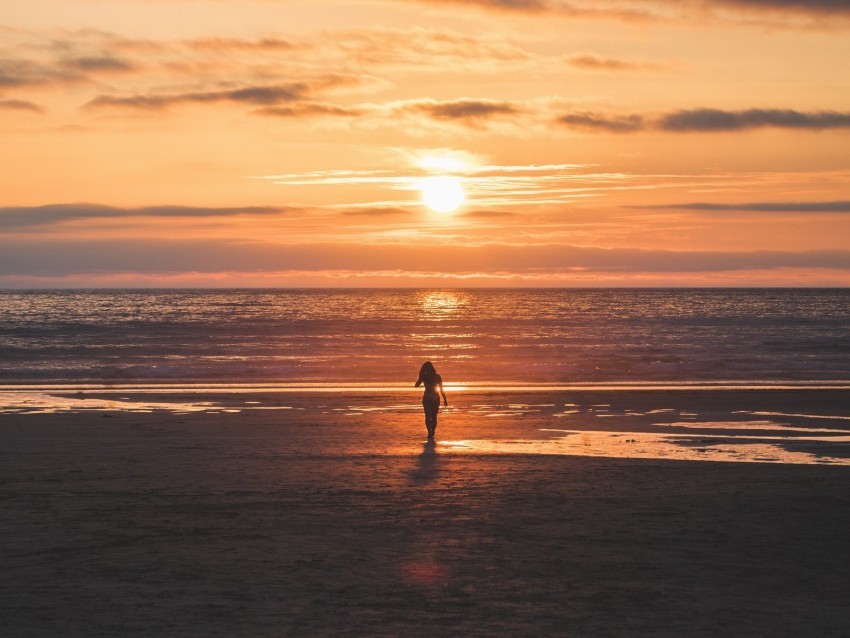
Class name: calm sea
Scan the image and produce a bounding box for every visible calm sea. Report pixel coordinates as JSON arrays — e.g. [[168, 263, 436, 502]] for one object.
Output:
[[1, 289, 848, 385]]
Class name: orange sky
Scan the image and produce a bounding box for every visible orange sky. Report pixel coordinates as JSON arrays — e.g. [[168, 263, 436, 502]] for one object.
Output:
[[2, 0, 850, 286]]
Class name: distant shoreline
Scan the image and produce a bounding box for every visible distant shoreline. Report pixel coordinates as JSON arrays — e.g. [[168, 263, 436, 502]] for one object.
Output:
[[3, 381, 850, 392]]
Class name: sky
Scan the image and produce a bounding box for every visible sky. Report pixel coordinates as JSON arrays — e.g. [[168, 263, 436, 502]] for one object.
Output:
[[1, 0, 850, 287]]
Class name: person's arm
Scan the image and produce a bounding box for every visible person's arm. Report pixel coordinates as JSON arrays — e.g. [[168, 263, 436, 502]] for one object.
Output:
[[415, 376, 422, 388], [440, 383, 447, 407]]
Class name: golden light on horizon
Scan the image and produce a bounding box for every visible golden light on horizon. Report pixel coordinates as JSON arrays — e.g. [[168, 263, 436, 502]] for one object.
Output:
[[2, 0, 850, 287], [420, 176, 466, 214]]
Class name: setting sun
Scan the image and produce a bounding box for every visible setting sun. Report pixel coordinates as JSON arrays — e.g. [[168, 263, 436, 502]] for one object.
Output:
[[420, 176, 466, 214]]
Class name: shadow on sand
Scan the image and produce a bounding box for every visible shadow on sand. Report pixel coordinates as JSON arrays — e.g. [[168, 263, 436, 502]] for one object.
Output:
[[410, 440, 439, 485]]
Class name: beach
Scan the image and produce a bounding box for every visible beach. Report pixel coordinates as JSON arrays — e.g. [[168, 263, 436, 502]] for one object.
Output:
[[3, 387, 850, 636]]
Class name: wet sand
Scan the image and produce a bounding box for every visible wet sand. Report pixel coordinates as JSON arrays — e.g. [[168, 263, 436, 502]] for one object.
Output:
[[2, 388, 850, 636]]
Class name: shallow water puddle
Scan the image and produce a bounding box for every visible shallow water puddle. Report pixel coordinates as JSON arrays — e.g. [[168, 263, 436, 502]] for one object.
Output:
[[441, 424, 850, 465], [737, 410, 850, 421], [0, 392, 297, 415]]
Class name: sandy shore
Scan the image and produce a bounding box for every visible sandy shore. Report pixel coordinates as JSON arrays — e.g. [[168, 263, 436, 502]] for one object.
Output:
[[2, 388, 850, 636]]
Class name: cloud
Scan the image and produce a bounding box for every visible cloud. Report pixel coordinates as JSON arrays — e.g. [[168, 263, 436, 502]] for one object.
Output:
[[0, 50, 138, 90], [84, 82, 313, 111], [0, 58, 85, 87], [0, 203, 287, 230], [254, 97, 524, 128], [416, 0, 549, 10], [2, 236, 850, 277], [566, 54, 651, 71], [556, 108, 850, 133], [412, 0, 850, 14], [83, 72, 367, 113], [324, 27, 533, 68], [658, 109, 850, 131], [461, 210, 520, 218], [249, 96, 524, 126], [259, 163, 732, 209], [629, 201, 850, 212], [60, 55, 138, 73], [404, 0, 850, 27], [340, 207, 412, 216], [185, 37, 295, 52], [408, 98, 520, 122], [717, 0, 850, 13], [0, 98, 43, 113], [556, 112, 645, 132], [254, 102, 364, 118]]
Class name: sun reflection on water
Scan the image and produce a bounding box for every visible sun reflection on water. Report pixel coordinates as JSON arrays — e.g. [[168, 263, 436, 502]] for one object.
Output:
[[417, 290, 467, 319]]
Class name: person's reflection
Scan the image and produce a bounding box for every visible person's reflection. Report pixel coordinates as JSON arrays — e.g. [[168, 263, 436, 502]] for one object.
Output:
[[411, 440, 439, 484]]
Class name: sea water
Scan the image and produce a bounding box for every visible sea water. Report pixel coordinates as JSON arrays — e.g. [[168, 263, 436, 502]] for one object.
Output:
[[1, 288, 849, 385]]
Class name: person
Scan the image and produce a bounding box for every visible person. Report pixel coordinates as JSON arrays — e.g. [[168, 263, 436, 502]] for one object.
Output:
[[415, 361, 448, 439]]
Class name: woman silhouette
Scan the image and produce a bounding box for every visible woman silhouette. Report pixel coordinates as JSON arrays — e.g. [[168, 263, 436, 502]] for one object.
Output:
[[415, 361, 448, 439]]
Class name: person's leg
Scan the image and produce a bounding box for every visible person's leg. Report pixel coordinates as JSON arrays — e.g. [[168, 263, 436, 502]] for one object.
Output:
[[423, 395, 438, 437]]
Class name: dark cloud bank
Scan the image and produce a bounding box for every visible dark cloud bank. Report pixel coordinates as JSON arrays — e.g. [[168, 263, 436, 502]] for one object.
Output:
[[2, 237, 849, 277]]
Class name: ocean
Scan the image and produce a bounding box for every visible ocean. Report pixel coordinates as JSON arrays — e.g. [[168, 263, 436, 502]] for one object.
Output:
[[1, 288, 849, 386]]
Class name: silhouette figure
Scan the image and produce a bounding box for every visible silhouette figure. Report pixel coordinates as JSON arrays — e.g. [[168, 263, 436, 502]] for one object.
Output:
[[415, 361, 448, 439]]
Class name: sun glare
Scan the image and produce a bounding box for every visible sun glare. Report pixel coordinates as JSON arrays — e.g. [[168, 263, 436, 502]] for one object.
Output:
[[420, 176, 465, 213]]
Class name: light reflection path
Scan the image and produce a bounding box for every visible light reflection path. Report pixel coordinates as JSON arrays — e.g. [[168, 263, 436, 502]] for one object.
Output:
[[2, 385, 849, 466]]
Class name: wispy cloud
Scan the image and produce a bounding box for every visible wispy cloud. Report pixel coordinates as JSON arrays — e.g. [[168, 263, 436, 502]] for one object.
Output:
[[0, 98, 44, 113], [263, 161, 810, 212], [718, 0, 850, 13], [0, 26, 668, 129], [323, 27, 533, 67], [403, 98, 521, 123], [257, 101, 850, 133], [340, 207, 413, 217], [404, 0, 850, 28], [258, 161, 616, 208], [411, 0, 850, 15], [257, 162, 850, 216], [460, 210, 520, 218], [0, 203, 287, 230], [84, 83, 314, 111], [253, 96, 525, 128], [254, 102, 364, 118], [404, 0, 655, 20], [566, 53, 657, 71], [185, 37, 296, 52], [0, 58, 86, 87], [60, 55, 138, 73], [557, 112, 645, 132], [411, 0, 549, 12], [630, 201, 850, 213]]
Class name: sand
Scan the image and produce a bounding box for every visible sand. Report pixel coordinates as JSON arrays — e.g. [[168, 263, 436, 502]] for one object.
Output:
[[2, 388, 850, 636]]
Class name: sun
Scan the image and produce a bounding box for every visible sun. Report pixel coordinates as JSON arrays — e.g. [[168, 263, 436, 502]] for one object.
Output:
[[420, 176, 465, 213]]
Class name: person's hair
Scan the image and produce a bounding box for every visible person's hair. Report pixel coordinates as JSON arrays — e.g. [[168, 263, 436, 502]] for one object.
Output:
[[418, 361, 437, 383]]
